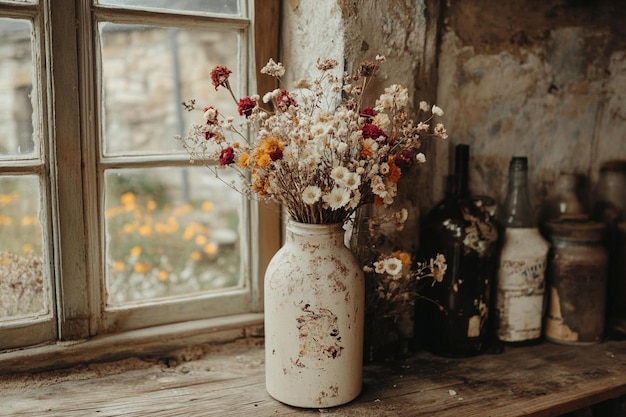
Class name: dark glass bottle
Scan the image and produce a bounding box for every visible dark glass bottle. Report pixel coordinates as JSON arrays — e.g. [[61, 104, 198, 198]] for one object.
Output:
[[415, 144, 500, 357], [591, 160, 626, 339], [495, 157, 550, 344]]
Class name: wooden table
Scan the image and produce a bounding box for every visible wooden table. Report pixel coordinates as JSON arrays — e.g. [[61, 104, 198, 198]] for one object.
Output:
[[2, 338, 626, 416]]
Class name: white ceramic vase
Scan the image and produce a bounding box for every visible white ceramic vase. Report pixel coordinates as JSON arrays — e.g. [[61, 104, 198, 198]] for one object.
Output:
[[264, 220, 365, 408]]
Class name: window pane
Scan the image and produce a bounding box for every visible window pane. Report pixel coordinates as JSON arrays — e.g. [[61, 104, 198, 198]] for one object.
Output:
[[104, 166, 243, 305], [99, 23, 240, 156], [96, 0, 239, 15], [0, 176, 49, 320], [0, 18, 37, 157]]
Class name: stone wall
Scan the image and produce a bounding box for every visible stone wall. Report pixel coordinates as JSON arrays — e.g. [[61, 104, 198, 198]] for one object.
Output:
[[435, 0, 626, 212]]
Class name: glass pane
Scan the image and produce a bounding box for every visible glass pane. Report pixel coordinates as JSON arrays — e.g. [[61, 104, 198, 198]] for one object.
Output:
[[0, 1, 37, 4], [104, 166, 243, 305], [96, 0, 239, 15], [99, 23, 240, 156], [0, 18, 37, 157], [0, 176, 49, 320]]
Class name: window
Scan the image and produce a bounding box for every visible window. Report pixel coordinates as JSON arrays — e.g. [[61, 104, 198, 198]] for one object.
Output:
[[0, 0, 280, 356]]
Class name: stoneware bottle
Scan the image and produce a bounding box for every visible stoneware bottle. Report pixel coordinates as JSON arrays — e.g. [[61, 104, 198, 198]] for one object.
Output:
[[496, 156, 550, 344]]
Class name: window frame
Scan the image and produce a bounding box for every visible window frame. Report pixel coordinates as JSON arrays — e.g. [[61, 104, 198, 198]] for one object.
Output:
[[0, 0, 58, 349], [0, 0, 280, 368], [86, 1, 260, 334]]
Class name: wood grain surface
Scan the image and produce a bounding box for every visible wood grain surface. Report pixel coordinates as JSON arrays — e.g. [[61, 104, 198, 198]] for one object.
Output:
[[2, 338, 626, 416]]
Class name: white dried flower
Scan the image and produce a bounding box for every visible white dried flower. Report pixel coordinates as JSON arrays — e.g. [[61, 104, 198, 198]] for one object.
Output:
[[434, 123, 448, 139], [322, 187, 351, 210], [383, 257, 403, 276], [260, 58, 286, 77], [302, 185, 322, 205], [431, 104, 444, 116], [203, 107, 218, 122], [343, 172, 362, 190]]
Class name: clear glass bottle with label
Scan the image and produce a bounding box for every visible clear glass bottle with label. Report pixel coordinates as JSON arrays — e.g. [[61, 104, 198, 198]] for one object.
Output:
[[496, 157, 550, 344]]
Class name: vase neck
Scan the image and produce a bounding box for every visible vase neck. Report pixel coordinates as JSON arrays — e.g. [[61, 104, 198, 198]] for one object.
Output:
[[285, 221, 346, 245]]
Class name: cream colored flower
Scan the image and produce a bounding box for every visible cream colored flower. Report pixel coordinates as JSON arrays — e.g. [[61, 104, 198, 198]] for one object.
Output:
[[372, 113, 391, 132], [383, 257, 403, 276], [260, 58, 285, 77], [302, 185, 322, 205], [203, 107, 218, 122], [330, 166, 350, 184], [322, 187, 351, 210], [434, 123, 448, 139], [431, 104, 444, 116], [431, 253, 447, 282], [343, 172, 361, 190]]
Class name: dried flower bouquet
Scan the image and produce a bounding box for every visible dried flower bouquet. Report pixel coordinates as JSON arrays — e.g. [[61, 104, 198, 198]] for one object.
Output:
[[176, 55, 447, 226]]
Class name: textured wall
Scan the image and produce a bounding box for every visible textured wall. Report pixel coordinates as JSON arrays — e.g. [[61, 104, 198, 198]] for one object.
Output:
[[435, 0, 626, 214]]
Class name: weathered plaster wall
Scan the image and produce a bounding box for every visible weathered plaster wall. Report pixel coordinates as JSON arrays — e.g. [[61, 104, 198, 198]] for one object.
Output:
[[280, 0, 346, 86], [436, 0, 626, 212]]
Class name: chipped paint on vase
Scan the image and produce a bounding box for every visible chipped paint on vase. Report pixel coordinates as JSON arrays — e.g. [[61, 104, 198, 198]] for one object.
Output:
[[264, 221, 364, 408]]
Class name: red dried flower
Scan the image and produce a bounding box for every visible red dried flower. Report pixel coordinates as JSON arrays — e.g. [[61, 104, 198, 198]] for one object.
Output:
[[237, 97, 257, 118], [269, 148, 283, 161], [361, 106, 377, 123], [219, 146, 235, 165], [394, 150, 415, 172], [361, 123, 386, 140], [210, 65, 232, 91], [276, 89, 298, 111]]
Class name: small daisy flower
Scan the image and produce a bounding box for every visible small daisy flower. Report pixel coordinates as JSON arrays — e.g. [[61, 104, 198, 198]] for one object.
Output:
[[302, 185, 322, 205]]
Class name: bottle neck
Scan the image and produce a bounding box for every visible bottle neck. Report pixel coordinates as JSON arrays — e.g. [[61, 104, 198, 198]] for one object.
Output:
[[501, 158, 535, 228], [454, 145, 470, 198]]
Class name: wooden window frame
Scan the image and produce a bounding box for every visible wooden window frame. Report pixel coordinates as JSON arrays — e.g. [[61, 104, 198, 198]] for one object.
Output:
[[0, 0, 280, 372]]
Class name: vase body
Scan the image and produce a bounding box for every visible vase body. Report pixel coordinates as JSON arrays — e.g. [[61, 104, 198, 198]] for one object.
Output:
[[416, 145, 500, 357], [264, 221, 364, 408], [496, 157, 550, 343]]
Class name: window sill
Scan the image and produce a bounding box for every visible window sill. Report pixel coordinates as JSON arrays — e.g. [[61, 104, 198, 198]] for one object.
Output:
[[0, 313, 264, 374], [3, 335, 626, 416]]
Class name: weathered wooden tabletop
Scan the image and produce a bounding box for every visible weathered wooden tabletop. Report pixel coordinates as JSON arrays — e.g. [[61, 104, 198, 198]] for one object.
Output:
[[2, 338, 626, 416]]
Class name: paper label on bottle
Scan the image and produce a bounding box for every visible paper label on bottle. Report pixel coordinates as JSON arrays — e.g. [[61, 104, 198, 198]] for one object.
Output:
[[497, 255, 547, 342], [467, 315, 481, 338]]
